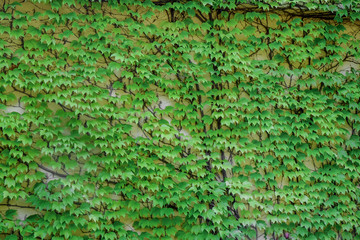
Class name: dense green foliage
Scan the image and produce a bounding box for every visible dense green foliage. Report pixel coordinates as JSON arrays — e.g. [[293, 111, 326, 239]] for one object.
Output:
[[1, 0, 360, 239]]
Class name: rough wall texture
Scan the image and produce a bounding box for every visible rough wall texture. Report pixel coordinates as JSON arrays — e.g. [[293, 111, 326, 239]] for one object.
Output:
[[1, 0, 360, 239]]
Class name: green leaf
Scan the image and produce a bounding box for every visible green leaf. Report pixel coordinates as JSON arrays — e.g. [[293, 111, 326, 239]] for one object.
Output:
[[5, 235, 18, 240], [5, 209, 17, 219]]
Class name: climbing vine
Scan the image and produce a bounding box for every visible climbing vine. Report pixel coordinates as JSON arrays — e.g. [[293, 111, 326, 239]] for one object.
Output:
[[1, 0, 360, 239]]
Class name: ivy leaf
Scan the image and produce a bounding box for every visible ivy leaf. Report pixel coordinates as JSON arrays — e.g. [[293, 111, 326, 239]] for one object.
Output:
[[142, 11, 154, 20], [5, 209, 17, 219], [242, 26, 256, 36], [5, 235, 18, 240]]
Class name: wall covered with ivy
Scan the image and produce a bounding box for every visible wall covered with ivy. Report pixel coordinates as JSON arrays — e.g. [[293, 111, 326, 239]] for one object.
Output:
[[1, 0, 360, 239]]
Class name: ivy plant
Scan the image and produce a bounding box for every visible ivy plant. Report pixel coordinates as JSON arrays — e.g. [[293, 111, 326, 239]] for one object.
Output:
[[1, 0, 360, 239]]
